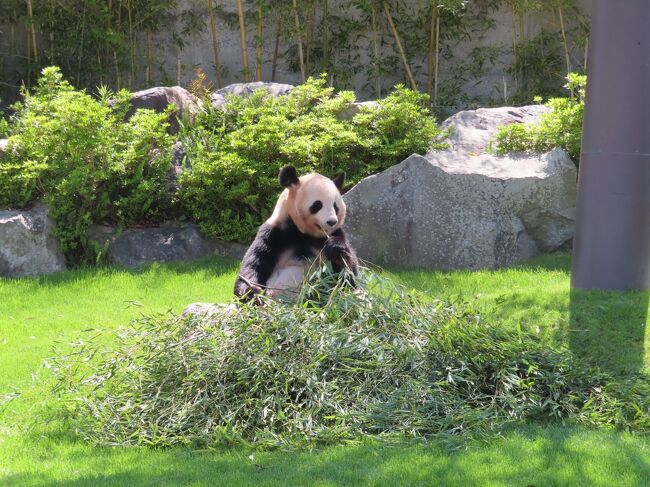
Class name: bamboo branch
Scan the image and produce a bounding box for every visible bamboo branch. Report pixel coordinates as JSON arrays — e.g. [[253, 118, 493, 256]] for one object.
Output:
[[292, 0, 305, 82], [207, 0, 222, 87], [383, 1, 417, 91], [236, 0, 250, 82]]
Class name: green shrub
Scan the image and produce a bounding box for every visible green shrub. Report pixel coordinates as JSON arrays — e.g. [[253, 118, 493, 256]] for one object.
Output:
[[1, 67, 178, 265], [51, 268, 650, 449], [493, 73, 586, 164], [179, 77, 446, 242]]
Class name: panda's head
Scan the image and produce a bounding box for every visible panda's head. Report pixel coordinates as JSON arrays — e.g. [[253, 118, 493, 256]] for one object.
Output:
[[270, 166, 347, 238]]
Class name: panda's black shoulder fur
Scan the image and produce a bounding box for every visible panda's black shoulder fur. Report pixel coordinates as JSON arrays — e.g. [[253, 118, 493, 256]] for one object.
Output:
[[233, 219, 358, 302]]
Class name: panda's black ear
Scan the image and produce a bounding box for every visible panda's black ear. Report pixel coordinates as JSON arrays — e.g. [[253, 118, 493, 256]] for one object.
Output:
[[278, 166, 299, 188], [332, 172, 346, 191]]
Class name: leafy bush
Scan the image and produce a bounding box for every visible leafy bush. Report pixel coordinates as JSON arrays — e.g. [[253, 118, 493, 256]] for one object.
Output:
[[493, 73, 586, 164], [179, 77, 446, 242], [0, 67, 178, 265], [51, 268, 650, 449]]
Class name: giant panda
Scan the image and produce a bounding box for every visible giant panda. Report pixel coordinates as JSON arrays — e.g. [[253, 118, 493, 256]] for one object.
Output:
[[234, 165, 359, 302]]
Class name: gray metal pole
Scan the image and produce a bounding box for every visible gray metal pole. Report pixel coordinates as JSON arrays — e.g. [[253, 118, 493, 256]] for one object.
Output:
[[571, 0, 650, 291]]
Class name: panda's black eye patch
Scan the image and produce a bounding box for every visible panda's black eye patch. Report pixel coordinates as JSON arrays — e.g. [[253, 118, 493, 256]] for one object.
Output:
[[309, 200, 323, 214], [334, 202, 339, 215]]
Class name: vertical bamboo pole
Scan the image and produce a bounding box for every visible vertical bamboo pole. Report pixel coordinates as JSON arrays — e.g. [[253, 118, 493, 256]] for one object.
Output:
[[383, 1, 417, 91], [511, 5, 518, 92], [583, 37, 589, 72], [370, 2, 380, 98], [256, 3, 263, 81], [433, 14, 440, 105], [304, 2, 315, 75], [292, 0, 305, 82], [127, 0, 135, 89], [558, 7, 571, 76], [146, 30, 153, 86], [427, 3, 438, 99], [177, 57, 181, 86], [207, 0, 222, 87], [236, 0, 250, 81], [271, 18, 281, 82], [322, 0, 329, 75], [76, 0, 88, 86], [27, 0, 38, 63]]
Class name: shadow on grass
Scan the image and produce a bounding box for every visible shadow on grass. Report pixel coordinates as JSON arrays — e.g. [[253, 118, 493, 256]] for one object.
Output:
[[3, 426, 649, 486], [569, 288, 649, 376]]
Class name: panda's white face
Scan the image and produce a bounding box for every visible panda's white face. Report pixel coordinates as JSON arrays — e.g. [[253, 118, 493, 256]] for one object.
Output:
[[294, 174, 346, 238]]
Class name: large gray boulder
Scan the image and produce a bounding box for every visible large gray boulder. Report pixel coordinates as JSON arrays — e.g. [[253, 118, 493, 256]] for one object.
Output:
[[343, 105, 576, 269], [0, 204, 66, 277], [126, 86, 203, 132], [210, 82, 294, 109], [88, 223, 247, 268]]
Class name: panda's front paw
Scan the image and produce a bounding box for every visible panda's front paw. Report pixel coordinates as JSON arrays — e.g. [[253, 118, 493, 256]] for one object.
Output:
[[323, 238, 345, 261]]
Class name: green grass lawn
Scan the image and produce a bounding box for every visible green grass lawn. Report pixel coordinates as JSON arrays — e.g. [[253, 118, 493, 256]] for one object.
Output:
[[1, 254, 649, 486]]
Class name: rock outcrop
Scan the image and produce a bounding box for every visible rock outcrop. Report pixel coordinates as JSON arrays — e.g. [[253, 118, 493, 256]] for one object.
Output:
[[88, 223, 247, 268], [343, 105, 576, 269], [210, 82, 294, 109], [126, 86, 203, 132], [0, 204, 66, 277]]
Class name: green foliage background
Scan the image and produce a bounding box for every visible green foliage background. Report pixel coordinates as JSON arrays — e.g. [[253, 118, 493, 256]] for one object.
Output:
[[0, 68, 444, 264]]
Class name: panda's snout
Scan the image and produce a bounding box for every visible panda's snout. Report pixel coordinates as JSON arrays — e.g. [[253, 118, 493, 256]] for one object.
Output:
[[326, 219, 338, 227]]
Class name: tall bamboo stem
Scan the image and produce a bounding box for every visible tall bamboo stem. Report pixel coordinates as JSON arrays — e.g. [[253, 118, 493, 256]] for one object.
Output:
[[27, 0, 38, 63], [370, 3, 380, 98], [256, 4, 263, 81], [322, 0, 329, 75], [77, 0, 88, 86], [146, 30, 153, 85], [127, 0, 135, 89], [558, 7, 571, 77], [383, 1, 417, 91], [271, 18, 280, 82], [292, 0, 305, 82], [511, 6, 518, 92], [177, 57, 181, 86], [584, 37, 589, 72], [207, 0, 222, 87], [427, 3, 438, 98], [236, 0, 250, 81], [433, 15, 439, 105]]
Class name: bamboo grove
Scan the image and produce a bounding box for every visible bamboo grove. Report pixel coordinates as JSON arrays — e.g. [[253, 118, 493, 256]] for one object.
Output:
[[0, 1, 588, 110]]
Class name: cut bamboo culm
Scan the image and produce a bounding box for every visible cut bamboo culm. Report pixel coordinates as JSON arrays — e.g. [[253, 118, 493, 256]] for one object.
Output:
[[27, 0, 38, 63], [236, 0, 250, 81], [322, 0, 329, 75], [383, 1, 417, 91], [427, 3, 438, 99], [271, 19, 280, 82], [207, 0, 222, 87], [292, 0, 305, 82]]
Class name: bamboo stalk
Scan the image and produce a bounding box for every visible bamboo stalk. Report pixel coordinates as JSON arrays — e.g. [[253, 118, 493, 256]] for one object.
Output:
[[322, 0, 329, 75], [77, 0, 88, 86], [146, 30, 153, 86], [207, 0, 222, 87], [256, 3, 263, 81], [427, 3, 438, 99], [27, 0, 38, 63], [177, 57, 181, 86], [584, 36, 589, 73], [304, 2, 315, 75], [370, 2, 380, 98], [271, 18, 280, 82], [511, 5, 518, 92], [292, 0, 305, 82], [236, 0, 250, 82], [128, 0, 135, 89], [558, 7, 571, 77], [383, 1, 417, 91], [433, 15, 439, 105]]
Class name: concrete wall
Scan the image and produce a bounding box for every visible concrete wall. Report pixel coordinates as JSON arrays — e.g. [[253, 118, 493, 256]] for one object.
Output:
[[1, 0, 590, 111]]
